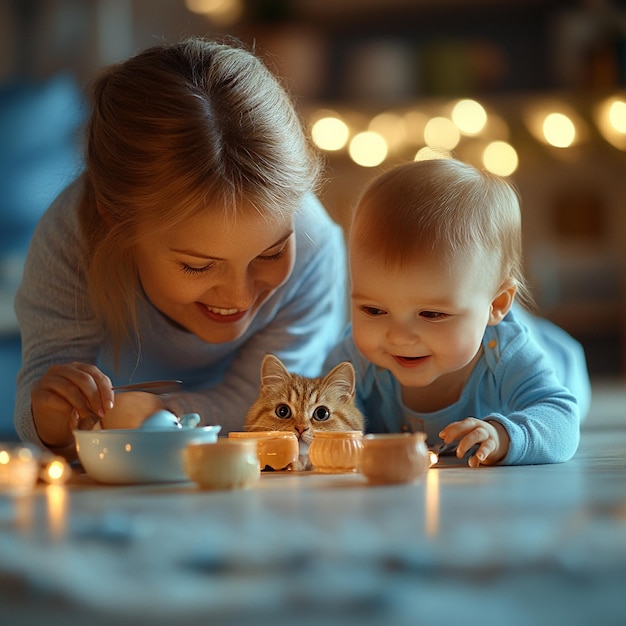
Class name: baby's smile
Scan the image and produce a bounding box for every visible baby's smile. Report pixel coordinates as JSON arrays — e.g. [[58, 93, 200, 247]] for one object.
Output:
[[392, 355, 429, 367]]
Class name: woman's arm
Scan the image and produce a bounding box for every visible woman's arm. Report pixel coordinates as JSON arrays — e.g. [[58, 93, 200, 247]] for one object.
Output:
[[13, 183, 114, 455]]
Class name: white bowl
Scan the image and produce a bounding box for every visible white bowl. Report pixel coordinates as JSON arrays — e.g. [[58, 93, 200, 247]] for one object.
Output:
[[74, 425, 221, 484]]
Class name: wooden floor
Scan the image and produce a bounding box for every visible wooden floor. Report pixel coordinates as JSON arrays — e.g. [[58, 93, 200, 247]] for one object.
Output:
[[1, 381, 625, 626]]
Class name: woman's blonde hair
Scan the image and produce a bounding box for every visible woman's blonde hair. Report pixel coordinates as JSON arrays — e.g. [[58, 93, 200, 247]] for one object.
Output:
[[352, 158, 532, 306], [78, 37, 320, 361]]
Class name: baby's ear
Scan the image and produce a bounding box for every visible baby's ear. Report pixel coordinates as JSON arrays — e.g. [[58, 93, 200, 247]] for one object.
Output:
[[260, 354, 290, 389], [488, 281, 517, 326]]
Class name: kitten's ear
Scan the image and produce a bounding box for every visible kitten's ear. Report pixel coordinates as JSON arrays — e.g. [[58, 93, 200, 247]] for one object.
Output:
[[323, 361, 356, 402], [259, 354, 291, 390]]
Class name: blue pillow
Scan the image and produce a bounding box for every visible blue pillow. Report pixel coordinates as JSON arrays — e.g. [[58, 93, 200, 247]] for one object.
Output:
[[0, 73, 85, 255], [0, 73, 85, 160]]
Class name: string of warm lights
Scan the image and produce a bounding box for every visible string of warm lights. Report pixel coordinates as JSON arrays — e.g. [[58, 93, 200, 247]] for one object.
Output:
[[308, 93, 626, 176], [182, 1, 625, 175]]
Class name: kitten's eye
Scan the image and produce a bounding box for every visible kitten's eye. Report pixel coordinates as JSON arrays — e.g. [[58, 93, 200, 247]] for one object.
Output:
[[275, 404, 292, 419], [312, 406, 330, 422]]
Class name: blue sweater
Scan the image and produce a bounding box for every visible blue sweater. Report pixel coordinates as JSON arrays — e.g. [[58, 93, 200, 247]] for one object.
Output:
[[14, 179, 348, 448], [325, 307, 591, 465]]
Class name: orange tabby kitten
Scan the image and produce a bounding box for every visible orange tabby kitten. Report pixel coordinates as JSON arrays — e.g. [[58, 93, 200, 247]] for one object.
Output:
[[244, 354, 364, 470]]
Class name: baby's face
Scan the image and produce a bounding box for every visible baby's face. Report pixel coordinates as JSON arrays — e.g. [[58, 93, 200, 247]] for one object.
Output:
[[349, 240, 503, 391]]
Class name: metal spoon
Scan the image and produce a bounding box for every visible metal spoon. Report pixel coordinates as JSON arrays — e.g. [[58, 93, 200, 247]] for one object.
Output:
[[76, 380, 183, 431], [112, 380, 182, 393]]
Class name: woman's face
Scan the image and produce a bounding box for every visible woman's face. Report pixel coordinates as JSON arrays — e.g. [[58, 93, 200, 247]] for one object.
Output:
[[134, 208, 295, 344]]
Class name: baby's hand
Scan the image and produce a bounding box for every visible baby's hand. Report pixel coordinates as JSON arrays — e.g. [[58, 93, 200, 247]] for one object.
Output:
[[439, 418, 509, 467]]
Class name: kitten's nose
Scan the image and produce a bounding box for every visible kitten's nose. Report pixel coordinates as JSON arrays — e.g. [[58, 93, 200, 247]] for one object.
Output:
[[295, 425, 309, 437]]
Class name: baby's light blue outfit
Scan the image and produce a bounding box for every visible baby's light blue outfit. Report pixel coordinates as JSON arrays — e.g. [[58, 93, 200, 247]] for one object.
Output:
[[324, 307, 591, 465], [14, 178, 348, 452]]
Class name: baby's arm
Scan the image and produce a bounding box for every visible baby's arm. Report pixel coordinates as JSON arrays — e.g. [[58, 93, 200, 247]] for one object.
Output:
[[439, 418, 510, 467], [439, 339, 580, 466]]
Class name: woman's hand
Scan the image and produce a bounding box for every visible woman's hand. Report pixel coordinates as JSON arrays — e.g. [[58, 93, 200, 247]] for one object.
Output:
[[31, 362, 115, 447], [101, 392, 164, 429], [439, 418, 510, 467]]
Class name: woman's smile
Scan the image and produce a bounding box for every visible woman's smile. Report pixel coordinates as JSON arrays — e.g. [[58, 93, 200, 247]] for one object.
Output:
[[198, 303, 249, 324]]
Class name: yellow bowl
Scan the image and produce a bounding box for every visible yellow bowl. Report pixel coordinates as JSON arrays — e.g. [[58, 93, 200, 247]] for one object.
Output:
[[308, 430, 363, 473], [358, 433, 430, 485], [183, 439, 260, 490], [228, 431, 299, 470]]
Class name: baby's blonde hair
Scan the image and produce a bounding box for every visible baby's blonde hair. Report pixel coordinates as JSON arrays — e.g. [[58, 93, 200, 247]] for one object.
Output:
[[78, 37, 320, 361], [352, 158, 531, 305]]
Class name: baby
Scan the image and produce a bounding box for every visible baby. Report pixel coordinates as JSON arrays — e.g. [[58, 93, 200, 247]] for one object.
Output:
[[325, 158, 591, 466]]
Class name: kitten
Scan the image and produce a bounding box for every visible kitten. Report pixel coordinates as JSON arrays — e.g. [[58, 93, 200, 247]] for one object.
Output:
[[244, 354, 364, 470]]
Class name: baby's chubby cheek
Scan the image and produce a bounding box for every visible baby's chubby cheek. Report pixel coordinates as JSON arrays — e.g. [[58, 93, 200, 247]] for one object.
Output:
[[352, 329, 377, 363]]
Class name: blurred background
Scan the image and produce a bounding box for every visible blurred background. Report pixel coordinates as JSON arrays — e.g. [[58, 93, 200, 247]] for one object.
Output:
[[1, 0, 625, 435]]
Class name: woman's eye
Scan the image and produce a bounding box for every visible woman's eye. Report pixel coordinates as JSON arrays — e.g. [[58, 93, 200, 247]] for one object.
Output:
[[275, 404, 292, 419], [180, 263, 213, 275], [258, 246, 287, 262], [312, 406, 330, 422]]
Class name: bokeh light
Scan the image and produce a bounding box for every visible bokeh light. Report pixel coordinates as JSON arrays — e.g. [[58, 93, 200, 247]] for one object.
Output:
[[609, 99, 626, 133], [414, 147, 451, 161], [595, 96, 626, 150], [185, 0, 243, 25], [451, 99, 488, 135], [482, 141, 518, 176], [311, 116, 350, 151], [349, 131, 388, 167], [424, 117, 461, 151], [542, 112, 576, 148]]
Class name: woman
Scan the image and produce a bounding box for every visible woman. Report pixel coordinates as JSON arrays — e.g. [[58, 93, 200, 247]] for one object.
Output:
[[14, 37, 347, 459]]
